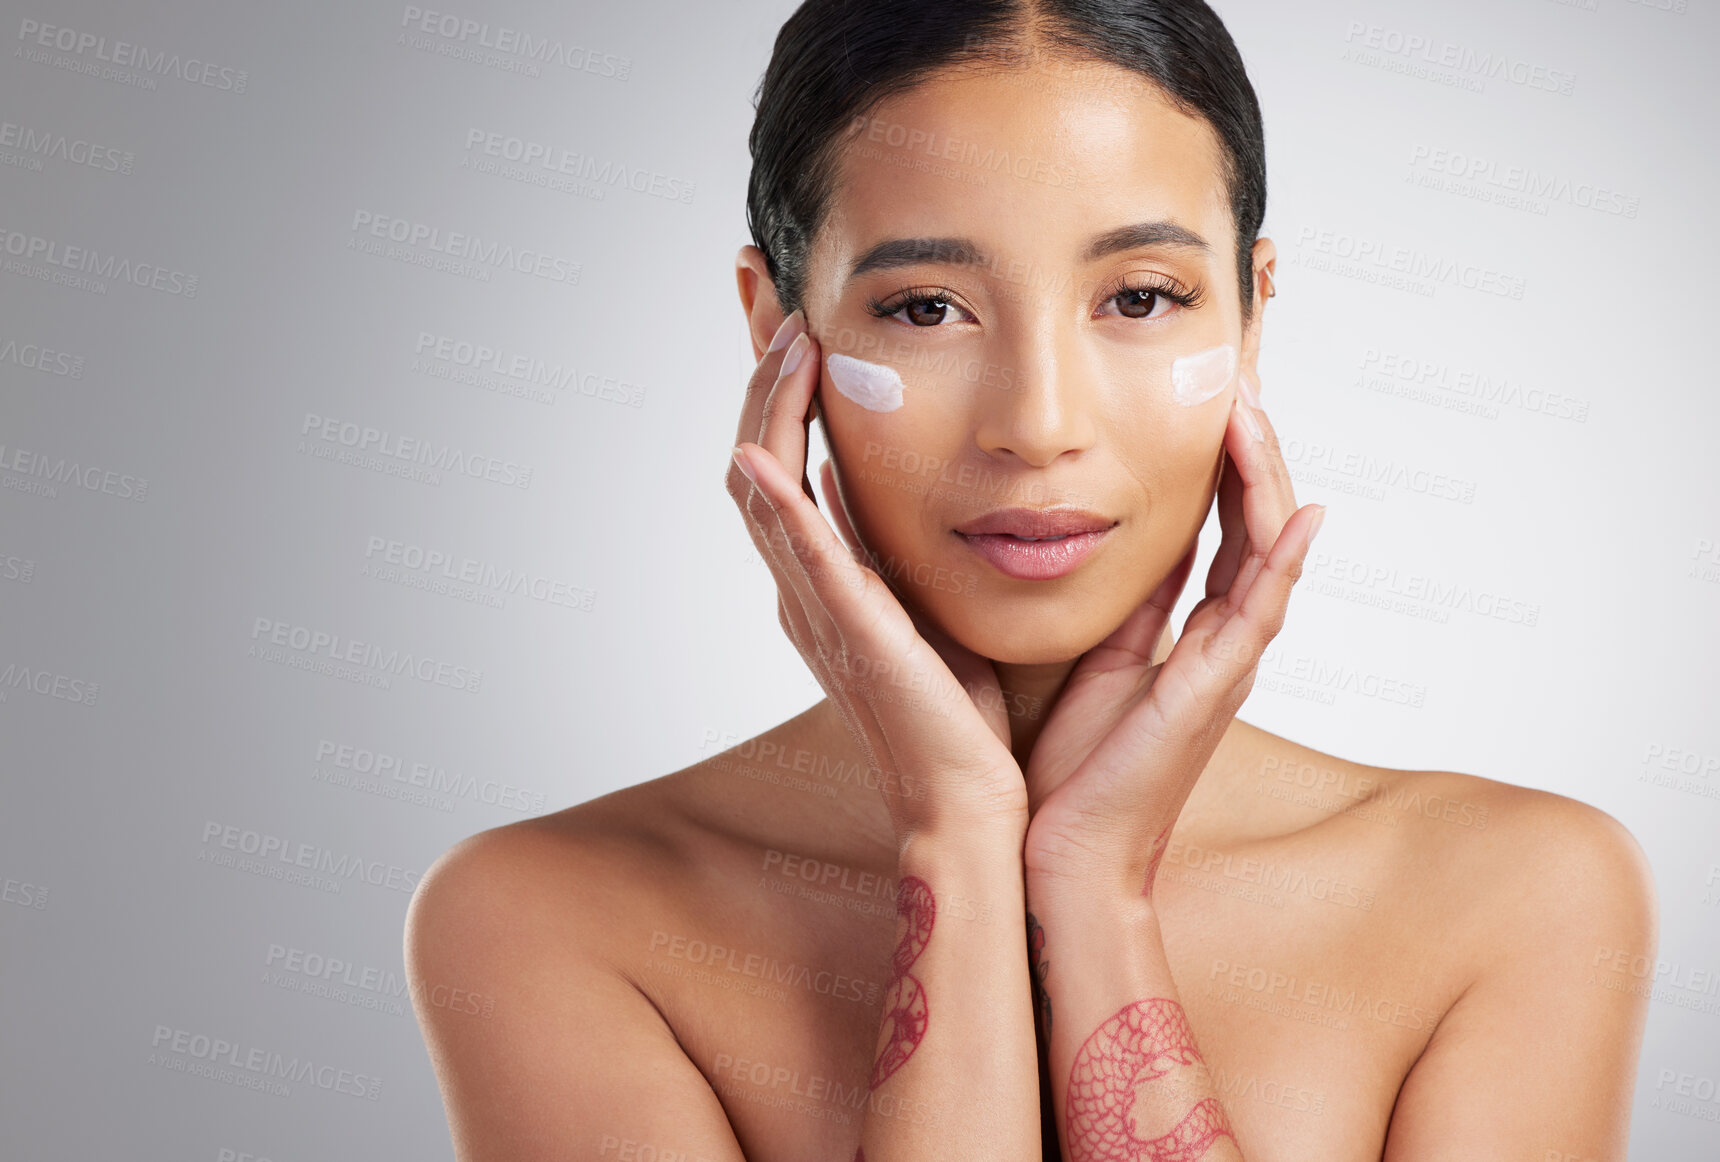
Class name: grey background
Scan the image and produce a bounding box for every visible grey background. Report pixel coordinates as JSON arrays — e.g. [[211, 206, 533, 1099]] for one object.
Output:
[[1, 0, 1716, 1158]]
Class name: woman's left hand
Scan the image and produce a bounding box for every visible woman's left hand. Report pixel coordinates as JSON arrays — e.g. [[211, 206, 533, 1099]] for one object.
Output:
[[1021, 373, 1325, 898]]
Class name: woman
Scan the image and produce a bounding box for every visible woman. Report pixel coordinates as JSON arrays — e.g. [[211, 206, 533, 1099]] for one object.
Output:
[[405, 2, 1656, 1159]]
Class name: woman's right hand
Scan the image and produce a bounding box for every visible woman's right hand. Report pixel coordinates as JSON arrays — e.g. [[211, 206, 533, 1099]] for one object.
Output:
[[727, 310, 1029, 841]]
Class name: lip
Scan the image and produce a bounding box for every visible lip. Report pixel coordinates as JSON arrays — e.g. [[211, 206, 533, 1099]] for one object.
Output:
[[953, 507, 1118, 582]]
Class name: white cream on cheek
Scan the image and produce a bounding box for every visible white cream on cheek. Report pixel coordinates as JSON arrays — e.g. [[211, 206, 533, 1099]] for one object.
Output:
[[1170, 343, 1238, 406], [826, 353, 905, 413]]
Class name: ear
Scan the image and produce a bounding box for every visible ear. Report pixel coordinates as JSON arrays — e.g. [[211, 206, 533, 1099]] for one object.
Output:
[[736, 244, 819, 423], [1239, 235, 1276, 393], [736, 245, 787, 363]]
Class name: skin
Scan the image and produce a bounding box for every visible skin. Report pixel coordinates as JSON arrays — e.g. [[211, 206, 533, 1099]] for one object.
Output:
[[405, 55, 1657, 1162]]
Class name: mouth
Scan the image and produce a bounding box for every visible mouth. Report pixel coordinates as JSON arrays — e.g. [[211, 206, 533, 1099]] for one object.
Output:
[[952, 507, 1118, 581]]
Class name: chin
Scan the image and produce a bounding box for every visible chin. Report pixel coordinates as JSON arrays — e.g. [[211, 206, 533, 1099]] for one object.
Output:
[[910, 586, 1123, 667]]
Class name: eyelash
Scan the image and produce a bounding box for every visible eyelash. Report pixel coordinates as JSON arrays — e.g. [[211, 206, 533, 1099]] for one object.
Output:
[[864, 274, 1206, 325]]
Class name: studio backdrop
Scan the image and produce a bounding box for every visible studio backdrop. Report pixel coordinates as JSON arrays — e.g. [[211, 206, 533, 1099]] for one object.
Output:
[[1, 0, 1716, 1158]]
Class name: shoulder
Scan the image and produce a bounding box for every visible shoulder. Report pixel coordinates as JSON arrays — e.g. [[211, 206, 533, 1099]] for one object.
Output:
[[402, 781, 757, 1158], [1357, 776, 1658, 1155], [1391, 768, 1652, 909], [405, 780, 699, 984], [1362, 765, 1658, 981]]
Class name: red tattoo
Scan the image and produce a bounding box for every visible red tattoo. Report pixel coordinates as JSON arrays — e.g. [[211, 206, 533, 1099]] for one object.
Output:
[[1067, 999, 1235, 1162], [869, 875, 934, 1090], [1027, 910, 1052, 1029], [1140, 823, 1173, 896]]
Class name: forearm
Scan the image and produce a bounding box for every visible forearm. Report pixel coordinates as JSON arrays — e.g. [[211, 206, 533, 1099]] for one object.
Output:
[[1027, 874, 1246, 1162], [856, 827, 1042, 1162]]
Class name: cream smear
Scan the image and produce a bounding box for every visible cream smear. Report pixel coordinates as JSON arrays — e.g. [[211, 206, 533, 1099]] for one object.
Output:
[[827, 353, 905, 412], [1170, 343, 1238, 406]]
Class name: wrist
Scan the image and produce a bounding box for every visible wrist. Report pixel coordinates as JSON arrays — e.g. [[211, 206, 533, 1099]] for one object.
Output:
[[1024, 812, 1176, 904], [897, 821, 1026, 879], [1025, 864, 1161, 921]]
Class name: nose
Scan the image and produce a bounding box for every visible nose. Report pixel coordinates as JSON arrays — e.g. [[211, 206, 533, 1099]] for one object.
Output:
[[971, 325, 1099, 469]]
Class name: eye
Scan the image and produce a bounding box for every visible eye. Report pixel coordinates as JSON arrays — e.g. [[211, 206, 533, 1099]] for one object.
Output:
[[1096, 276, 1205, 321], [865, 287, 978, 328]]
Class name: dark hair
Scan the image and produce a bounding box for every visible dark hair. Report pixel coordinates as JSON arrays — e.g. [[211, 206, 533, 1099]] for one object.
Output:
[[746, 0, 1266, 323]]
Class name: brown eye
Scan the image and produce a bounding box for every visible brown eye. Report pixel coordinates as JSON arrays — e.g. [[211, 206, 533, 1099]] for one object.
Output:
[[1112, 287, 1170, 320], [869, 289, 977, 327], [905, 298, 951, 326]]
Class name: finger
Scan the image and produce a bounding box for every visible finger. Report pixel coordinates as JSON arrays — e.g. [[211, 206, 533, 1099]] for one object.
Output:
[[1205, 442, 1249, 602], [732, 309, 806, 450], [819, 459, 866, 562], [741, 443, 1019, 780], [1202, 500, 1325, 688], [1079, 538, 1198, 676], [894, 583, 1013, 749], [736, 441, 849, 666], [1220, 370, 1299, 607], [755, 330, 820, 504], [737, 439, 901, 660]]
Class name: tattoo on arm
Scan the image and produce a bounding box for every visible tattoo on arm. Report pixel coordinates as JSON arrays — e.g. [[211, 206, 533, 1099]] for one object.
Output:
[[1027, 910, 1052, 1030], [1067, 999, 1236, 1162], [869, 875, 935, 1090]]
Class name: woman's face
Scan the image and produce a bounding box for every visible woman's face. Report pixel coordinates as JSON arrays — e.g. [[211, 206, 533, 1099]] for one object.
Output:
[[793, 59, 1272, 666]]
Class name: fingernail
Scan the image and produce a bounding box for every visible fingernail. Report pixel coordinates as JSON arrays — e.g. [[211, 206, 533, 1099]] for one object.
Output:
[[1306, 505, 1327, 548], [781, 331, 810, 376], [1235, 395, 1264, 442], [731, 445, 756, 482], [1237, 369, 1263, 410], [767, 310, 805, 353]]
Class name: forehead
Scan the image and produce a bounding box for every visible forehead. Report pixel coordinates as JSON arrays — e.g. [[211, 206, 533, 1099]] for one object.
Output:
[[818, 59, 1233, 277]]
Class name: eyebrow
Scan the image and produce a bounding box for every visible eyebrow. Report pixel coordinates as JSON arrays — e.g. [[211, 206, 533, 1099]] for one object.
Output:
[[844, 220, 1211, 286]]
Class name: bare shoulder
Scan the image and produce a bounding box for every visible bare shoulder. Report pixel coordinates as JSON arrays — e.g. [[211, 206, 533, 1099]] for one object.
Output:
[[1328, 770, 1660, 1154], [1375, 764, 1653, 907], [406, 775, 701, 987], [403, 776, 754, 1160], [1350, 760, 1660, 979], [1240, 725, 1657, 971]]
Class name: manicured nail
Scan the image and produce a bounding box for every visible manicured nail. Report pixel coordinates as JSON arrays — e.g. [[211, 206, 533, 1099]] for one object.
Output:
[[767, 310, 805, 353], [1306, 505, 1327, 548], [732, 445, 756, 482], [781, 331, 810, 376], [1238, 370, 1263, 410], [1234, 395, 1264, 442]]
